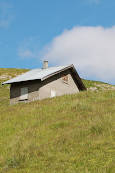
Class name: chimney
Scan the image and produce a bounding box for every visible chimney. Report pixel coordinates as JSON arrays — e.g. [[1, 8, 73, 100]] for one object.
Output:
[[43, 60, 48, 69]]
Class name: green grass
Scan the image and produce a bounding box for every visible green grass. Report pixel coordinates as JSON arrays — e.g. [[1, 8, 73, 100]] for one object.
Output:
[[0, 68, 115, 173], [82, 79, 111, 88], [0, 68, 28, 76]]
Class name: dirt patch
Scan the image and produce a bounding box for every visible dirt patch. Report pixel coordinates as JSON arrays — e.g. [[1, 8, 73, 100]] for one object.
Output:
[[0, 75, 12, 80]]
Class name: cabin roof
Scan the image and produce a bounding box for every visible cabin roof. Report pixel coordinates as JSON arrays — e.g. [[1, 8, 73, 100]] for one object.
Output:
[[2, 64, 86, 90]]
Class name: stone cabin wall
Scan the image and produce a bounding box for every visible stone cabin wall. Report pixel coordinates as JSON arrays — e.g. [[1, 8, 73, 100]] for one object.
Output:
[[10, 69, 79, 104]]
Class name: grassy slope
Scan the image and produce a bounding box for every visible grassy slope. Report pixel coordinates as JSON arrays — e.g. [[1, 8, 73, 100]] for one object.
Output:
[[0, 68, 115, 173]]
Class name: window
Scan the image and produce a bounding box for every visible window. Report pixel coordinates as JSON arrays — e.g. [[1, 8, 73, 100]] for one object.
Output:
[[62, 75, 69, 84], [51, 89, 56, 98], [20, 87, 28, 100]]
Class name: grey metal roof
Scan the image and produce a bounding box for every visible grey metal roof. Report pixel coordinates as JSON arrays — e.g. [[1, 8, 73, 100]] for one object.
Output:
[[2, 65, 73, 85]]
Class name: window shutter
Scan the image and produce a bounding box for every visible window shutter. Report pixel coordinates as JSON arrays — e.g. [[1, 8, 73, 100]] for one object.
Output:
[[51, 89, 56, 98], [20, 87, 28, 100]]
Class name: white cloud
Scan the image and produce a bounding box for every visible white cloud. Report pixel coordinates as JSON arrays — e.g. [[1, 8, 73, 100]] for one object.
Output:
[[42, 26, 115, 84], [0, 2, 14, 28], [18, 37, 41, 59], [18, 49, 35, 58]]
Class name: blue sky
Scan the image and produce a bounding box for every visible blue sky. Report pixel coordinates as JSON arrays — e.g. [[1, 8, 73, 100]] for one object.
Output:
[[0, 0, 115, 83]]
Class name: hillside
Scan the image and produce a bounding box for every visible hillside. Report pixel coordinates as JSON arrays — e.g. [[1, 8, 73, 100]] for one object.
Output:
[[0, 68, 115, 173]]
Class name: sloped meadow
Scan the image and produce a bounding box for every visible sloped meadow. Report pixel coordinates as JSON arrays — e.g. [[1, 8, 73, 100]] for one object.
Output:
[[0, 68, 115, 173]]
